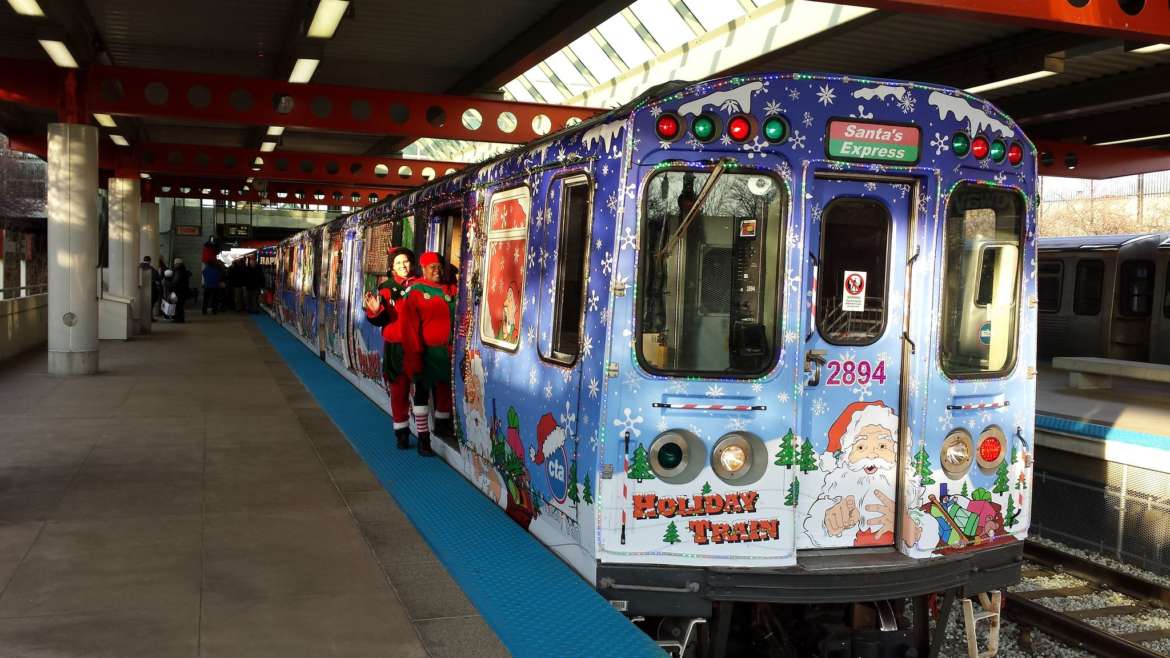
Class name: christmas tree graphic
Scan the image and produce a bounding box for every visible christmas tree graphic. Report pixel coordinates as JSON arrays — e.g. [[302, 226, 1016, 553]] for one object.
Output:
[[912, 444, 936, 485], [960, 482, 969, 497], [798, 439, 818, 474], [663, 521, 682, 545], [582, 471, 593, 504], [567, 461, 580, 503], [627, 443, 656, 482], [784, 479, 799, 506], [992, 460, 1010, 494], [1011, 445, 1018, 464], [700, 482, 712, 495], [1005, 494, 1019, 528], [774, 428, 797, 468]]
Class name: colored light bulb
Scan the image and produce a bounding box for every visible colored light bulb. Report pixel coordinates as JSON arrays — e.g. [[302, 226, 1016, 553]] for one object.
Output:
[[989, 140, 1006, 163], [971, 136, 990, 159], [952, 133, 971, 157], [656, 115, 680, 140], [657, 443, 683, 469], [727, 116, 751, 142], [1007, 142, 1024, 166], [692, 115, 715, 141], [763, 116, 786, 142]]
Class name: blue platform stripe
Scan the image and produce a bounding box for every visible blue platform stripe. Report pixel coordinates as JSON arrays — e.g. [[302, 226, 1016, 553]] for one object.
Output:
[[254, 315, 665, 658], [1036, 413, 1170, 450]]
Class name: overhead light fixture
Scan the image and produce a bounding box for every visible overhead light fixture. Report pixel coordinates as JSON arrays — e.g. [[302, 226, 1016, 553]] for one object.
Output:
[[1129, 43, 1170, 54], [38, 39, 78, 69], [1094, 132, 1170, 146], [93, 113, 117, 128], [266, 125, 285, 137], [1064, 153, 1078, 171], [260, 141, 277, 152], [139, 172, 151, 179], [246, 177, 254, 184], [288, 58, 319, 84], [109, 134, 129, 147], [965, 55, 1064, 94], [7, 0, 44, 16], [307, 0, 349, 39]]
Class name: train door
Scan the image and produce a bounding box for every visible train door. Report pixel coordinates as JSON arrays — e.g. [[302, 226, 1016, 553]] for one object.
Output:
[[1111, 257, 1155, 361], [1153, 241, 1170, 364], [796, 175, 912, 550], [431, 206, 464, 281]]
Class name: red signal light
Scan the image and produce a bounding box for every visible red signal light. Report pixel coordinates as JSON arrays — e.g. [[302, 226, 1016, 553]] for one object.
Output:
[[978, 436, 1002, 463], [971, 136, 990, 159], [656, 115, 680, 140], [727, 116, 751, 142], [1007, 142, 1024, 166]]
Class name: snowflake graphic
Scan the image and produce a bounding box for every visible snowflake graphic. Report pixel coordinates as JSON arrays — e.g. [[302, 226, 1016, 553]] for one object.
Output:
[[600, 251, 614, 275], [602, 163, 609, 176], [777, 391, 790, 404], [994, 171, 1008, 186], [614, 407, 644, 437], [656, 417, 669, 432], [606, 191, 622, 216], [658, 140, 672, 150], [816, 84, 836, 107], [667, 381, 688, 395], [706, 385, 725, 398], [600, 308, 611, 327], [787, 130, 807, 151], [930, 132, 950, 156], [864, 181, 877, 192], [741, 136, 768, 159], [810, 203, 823, 223], [687, 423, 703, 436], [812, 397, 828, 416], [622, 182, 636, 200], [588, 432, 598, 452], [581, 333, 594, 358], [587, 377, 599, 398], [539, 247, 550, 270], [649, 105, 663, 117], [787, 88, 800, 101], [588, 289, 600, 312], [729, 417, 749, 432], [612, 272, 629, 293], [719, 134, 733, 146], [764, 99, 784, 116], [802, 111, 814, 128], [527, 326, 536, 345], [619, 227, 638, 251], [851, 379, 873, 401], [685, 136, 705, 151], [776, 160, 793, 183], [895, 184, 910, 199], [623, 371, 642, 394], [529, 367, 538, 388], [784, 329, 798, 344], [897, 93, 917, 114], [544, 382, 553, 399], [560, 401, 577, 430], [751, 382, 763, 393], [785, 266, 800, 293]]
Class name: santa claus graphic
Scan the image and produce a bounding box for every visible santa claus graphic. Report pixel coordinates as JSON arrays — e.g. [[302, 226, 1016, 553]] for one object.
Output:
[[803, 401, 900, 548], [461, 349, 491, 458], [529, 413, 567, 466]]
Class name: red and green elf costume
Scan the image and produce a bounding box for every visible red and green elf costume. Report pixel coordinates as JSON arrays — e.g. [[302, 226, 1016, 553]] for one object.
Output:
[[401, 251, 457, 439], [364, 247, 416, 435]]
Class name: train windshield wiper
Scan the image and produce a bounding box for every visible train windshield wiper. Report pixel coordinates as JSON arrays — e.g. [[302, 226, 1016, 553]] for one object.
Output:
[[658, 157, 735, 263]]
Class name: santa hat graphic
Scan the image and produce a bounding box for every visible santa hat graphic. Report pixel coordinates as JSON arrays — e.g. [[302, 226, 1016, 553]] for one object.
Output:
[[530, 413, 558, 465], [826, 401, 896, 454]]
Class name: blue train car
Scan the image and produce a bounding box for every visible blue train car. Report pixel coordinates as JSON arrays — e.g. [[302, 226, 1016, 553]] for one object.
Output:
[[272, 72, 1038, 653]]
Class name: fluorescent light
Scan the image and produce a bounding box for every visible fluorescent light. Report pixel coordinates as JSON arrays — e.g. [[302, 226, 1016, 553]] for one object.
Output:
[[1094, 132, 1170, 146], [307, 0, 349, 39], [266, 126, 285, 137], [1131, 43, 1170, 54], [110, 134, 129, 147], [246, 177, 254, 184], [139, 172, 151, 179], [7, 0, 44, 16], [288, 58, 319, 84], [965, 70, 1058, 94], [260, 141, 277, 152], [92, 113, 117, 128], [38, 40, 78, 68]]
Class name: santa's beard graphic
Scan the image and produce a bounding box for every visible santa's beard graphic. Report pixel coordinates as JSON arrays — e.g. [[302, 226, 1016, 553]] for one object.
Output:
[[802, 455, 896, 547]]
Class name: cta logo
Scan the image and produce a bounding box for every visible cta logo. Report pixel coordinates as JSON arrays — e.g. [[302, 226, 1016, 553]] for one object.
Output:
[[545, 445, 568, 503]]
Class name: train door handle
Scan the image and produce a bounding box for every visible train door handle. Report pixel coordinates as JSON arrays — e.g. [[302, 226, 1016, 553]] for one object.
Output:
[[804, 350, 827, 387]]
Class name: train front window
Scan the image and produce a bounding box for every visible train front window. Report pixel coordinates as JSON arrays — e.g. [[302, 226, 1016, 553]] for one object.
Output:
[[940, 184, 1024, 378], [816, 198, 889, 345], [1037, 261, 1062, 312], [637, 169, 784, 376], [1118, 260, 1154, 318]]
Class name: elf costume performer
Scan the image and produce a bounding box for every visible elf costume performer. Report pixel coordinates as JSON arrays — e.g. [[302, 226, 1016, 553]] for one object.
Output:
[[363, 247, 417, 450], [401, 251, 457, 457]]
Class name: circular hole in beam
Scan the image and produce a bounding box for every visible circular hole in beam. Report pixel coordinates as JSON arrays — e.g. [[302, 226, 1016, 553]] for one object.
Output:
[[325, 161, 339, 175], [187, 85, 212, 109], [350, 99, 371, 121], [101, 78, 125, 103], [389, 103, 409, 124], [350, 162, 362, 175], [426, 106, 446, 128], [275, 157, 289, 172], [142, 82, 167, 106], [497, 112, 517, 133], [444, 168, 456, 175], [462, 108, 482, 130], [311, 96, 332, 118], [1066, 0, 1089, 6], [166, 151, 184, 165], [195, 152, 210, 167], [566, 116, 583, 127], [531, 114, 552, 135], [368, 193, 379, 203], [397, 165, 413, 179], [299, 160, 314, 174], [374, 164, 389, 178], [421, 167, 436, 181], [332, 191, 342, 201], [229, 89, 253, 112], [1118, 0, 1144, 13]]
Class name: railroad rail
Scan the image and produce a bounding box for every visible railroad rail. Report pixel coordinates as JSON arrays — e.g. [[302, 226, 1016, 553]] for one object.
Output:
[[1002, 541, 1170, 658]]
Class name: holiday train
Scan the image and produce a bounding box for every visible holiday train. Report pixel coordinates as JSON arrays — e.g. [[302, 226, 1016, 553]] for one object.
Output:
[[271, 72, 1037, 654]]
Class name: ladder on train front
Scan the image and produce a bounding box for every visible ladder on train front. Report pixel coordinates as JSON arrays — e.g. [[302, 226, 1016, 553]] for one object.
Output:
[[961, 591, 1002, 658]]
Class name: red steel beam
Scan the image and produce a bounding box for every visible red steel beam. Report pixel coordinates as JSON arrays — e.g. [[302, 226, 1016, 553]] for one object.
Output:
[[145, 176, 399, 207], [1036, 139, 1170, 179], [0, 59, 602, 143], [815, 0, 1170, 42]]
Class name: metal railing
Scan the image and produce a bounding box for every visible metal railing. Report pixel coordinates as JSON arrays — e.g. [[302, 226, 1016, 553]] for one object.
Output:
[[0, 284, 48, 300]]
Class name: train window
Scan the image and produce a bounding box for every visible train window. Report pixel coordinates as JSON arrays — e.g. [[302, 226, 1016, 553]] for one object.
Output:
[[325, 233, 343, 300], [1073, 260, 1104, 316], [362, 221, 398, 293], [479, 187, 530, 350], [1037, 261, 1062, 312], [1118, 260, 1154, 318], [816, 198, 890, 345], [940, 184, 1023, 378], [549, 176, 592, 364], [637, 169, 785, 377]]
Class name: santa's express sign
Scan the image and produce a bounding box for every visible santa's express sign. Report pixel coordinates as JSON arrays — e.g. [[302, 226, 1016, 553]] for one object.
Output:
[[827, 120, 920, 164]]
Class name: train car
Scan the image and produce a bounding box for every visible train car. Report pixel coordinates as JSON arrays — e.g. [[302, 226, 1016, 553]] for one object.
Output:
[[271, 72, 1038, 655], [1153, 236, 1170, 364], [1037, 232, 1170, 363], [256, 244, 276, 308]]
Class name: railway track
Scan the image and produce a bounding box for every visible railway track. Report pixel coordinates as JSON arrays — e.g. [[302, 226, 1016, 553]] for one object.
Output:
[[1003, 541, 1170, 657]]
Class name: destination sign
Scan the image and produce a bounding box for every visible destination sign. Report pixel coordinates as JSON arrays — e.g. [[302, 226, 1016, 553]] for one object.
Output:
[[827, 120, 921, 164]]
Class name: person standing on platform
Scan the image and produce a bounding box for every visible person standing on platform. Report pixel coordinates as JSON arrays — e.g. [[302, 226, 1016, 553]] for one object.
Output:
[[172, 258, 191, 323], [245, 256, 263, 313], [143, 256, 161, 320], [400, 251, 456, 458], [202, 259, 223, 315], [363, 247, 418, 450]]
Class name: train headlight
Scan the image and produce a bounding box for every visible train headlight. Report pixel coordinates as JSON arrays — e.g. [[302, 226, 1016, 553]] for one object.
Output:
[[940, 428, 974, 479], [650, 431, 698, 481], [976, 426, 1007, 473], [712, 432, 765, 483], [718, 444, 747, 473]]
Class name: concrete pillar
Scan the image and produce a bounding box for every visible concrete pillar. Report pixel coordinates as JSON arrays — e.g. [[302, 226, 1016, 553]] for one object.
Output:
[[47, 123, 100, 375], [139, 202, 160, 333], [106, 177, 140, 337]]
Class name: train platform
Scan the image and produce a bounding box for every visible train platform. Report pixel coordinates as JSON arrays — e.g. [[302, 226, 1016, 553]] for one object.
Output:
[[0, 314, 661, 658]]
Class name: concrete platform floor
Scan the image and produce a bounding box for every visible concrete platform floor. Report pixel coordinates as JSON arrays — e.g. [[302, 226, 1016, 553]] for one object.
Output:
[[1036, 363, 1170, 437], [0, 313, 510, 658]]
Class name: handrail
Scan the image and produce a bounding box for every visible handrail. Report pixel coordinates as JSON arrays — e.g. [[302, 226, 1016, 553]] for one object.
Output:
[[0, 284, 48, 299]]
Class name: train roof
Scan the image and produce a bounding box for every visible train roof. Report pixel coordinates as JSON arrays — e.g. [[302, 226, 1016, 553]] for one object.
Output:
[[1037, 233, 1155, 251]]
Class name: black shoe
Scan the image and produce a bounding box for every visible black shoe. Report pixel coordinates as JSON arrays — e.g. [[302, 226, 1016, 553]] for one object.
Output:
[[434, 417, 453, 439], [417, 432, 436, 457], [395, 428, 411, 450]]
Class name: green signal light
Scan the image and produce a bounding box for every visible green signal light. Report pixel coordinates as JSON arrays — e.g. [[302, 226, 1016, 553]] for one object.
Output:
[[952, 132, 971, 157], [692, 116, 716, 141], [657, 442, 684, 469], [989, 140, 1006, 162], [763, 117, 787, 142]]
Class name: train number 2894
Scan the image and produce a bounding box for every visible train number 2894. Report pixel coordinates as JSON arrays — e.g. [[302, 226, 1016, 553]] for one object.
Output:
[[825, 359, 887, 386]]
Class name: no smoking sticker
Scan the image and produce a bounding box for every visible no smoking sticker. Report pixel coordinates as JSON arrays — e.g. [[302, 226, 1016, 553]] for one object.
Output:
[[842, 270, 866, 311]]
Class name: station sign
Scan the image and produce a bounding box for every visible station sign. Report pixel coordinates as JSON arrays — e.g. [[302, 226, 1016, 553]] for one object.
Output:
[[175, 225, 201, 236], [223, 223, 252, 238], [826, 120, 920, 165]]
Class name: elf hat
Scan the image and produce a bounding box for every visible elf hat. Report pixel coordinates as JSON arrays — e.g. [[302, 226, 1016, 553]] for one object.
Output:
[[532, 413, 557, 465], [419, 251, 442, 268], [826, 401, 895, 453]]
